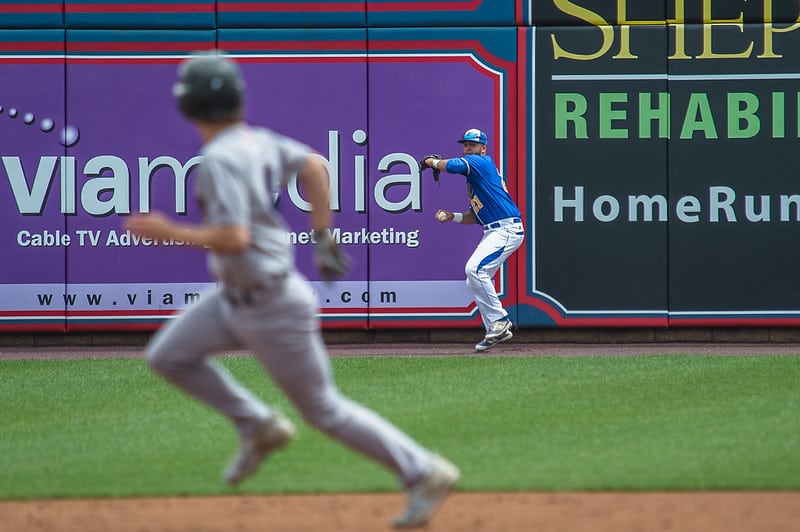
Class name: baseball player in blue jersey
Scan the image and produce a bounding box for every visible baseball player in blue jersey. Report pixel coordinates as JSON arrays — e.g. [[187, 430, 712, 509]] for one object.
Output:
[[421, 129, 525, 351], [124, 52, 458, 528]]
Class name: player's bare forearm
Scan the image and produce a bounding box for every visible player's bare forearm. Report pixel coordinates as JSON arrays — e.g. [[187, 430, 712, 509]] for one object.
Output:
[[124, 212, 250, 253], [461, 210, 477, 224], [434, 209, 477, 224], [298, 156, 334, 232], [424, 157, 451, 170]]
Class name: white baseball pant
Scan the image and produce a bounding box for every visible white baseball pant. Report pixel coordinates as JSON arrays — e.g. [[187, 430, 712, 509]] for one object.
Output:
[[465, 219, 525, 330]]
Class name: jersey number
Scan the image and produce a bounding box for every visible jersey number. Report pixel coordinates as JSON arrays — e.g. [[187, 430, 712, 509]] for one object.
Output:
[[470, 195, 484, 212]]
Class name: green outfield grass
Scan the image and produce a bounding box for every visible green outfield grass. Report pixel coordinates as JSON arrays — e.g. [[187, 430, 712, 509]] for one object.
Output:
[[1, 354, 798, 499]]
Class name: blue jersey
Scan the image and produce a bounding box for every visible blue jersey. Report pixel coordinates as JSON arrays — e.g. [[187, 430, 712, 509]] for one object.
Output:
[[445, 155, 521, 225]]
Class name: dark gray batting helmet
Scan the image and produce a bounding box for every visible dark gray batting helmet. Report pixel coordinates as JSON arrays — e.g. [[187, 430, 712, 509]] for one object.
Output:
[[172, 52, 245, 121]]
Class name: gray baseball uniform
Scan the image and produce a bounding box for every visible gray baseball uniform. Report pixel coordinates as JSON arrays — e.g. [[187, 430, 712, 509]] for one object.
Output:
[[145, 123, 433, 488]]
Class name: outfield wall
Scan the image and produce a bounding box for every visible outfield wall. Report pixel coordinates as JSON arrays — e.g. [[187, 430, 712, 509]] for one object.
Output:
[[1, 1, 799, 332]]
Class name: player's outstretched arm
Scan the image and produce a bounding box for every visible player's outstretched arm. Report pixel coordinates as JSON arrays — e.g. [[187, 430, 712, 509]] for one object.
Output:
[[297, 155, 350, 280], [425, 157, 472, 178], [434, 209, 476, 224], [297, 156, 333, 233], [461, 210, 477, 224], [423, 157, 450, 169], [124, 212, 250, 253]]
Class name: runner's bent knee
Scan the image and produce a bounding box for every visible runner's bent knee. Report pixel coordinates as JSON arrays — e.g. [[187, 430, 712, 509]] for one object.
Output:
[[293, 389, 352, 432]]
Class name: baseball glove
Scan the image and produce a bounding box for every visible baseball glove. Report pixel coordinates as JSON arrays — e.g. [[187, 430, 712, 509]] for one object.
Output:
[[313, 229, 351, 281], [418, 154, 442, 182]]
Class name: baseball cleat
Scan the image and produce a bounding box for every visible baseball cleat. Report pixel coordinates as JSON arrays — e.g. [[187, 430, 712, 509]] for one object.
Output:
[[475, 329, 513, 352], [484, 319, 512, 341], [393, 455, 460, 528], [223, 414, 295, 486]]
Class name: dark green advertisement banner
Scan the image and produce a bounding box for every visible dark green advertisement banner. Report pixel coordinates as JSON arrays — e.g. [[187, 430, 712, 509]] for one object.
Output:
[[521, 5, 800, 326]]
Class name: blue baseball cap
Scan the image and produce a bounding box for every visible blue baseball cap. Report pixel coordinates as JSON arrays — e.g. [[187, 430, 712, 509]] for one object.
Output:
[[457, 128, 488, 145]]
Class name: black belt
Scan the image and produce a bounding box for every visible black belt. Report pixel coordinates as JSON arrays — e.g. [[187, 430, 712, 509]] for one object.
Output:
[[484, 217, 521, 229], [226, 289, 256, 307], [224, 273, 288, 307]]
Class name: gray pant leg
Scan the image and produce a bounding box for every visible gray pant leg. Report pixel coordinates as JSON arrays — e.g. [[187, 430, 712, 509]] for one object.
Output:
[[235, 273, 433, 487], [146, 289, 271, 435], [268, 333, 432, 488]]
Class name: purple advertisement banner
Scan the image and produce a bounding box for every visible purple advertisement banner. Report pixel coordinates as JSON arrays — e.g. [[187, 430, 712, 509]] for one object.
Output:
[[0, 44, 504, 330], [0, 60, 67, 330]]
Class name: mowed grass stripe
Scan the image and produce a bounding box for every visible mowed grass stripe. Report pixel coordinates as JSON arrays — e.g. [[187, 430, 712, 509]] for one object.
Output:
[[0, 355, 797, 498]]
